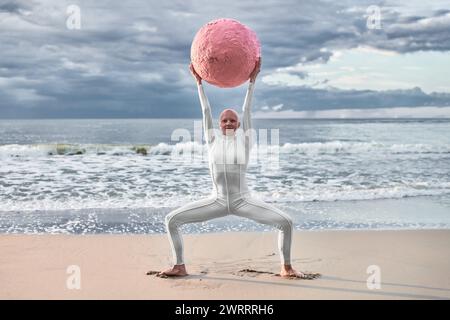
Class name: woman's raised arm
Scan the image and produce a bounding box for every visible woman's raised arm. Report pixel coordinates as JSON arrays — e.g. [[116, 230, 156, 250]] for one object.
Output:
[[242, 57, 261, 151], [190, 63, 215, 145]]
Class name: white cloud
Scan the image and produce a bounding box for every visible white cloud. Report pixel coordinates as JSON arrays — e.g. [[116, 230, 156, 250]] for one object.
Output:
[[132, 22, 158, 32], [0, 76, 41, 87], [137, 72, 163, 83], [60, 58, 102, 77], [272, 104, 283, 111], [388, 12, 450, 33]]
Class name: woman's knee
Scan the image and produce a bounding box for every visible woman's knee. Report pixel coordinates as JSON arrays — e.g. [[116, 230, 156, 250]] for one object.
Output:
[[165, 212, 181, 229], [264, 205, 293, 231], [277, 214, 293, 231]]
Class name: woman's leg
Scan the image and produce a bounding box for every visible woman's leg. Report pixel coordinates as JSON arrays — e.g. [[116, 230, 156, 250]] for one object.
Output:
[[233, 196, 294, 265], [165, 195, 227, 265]]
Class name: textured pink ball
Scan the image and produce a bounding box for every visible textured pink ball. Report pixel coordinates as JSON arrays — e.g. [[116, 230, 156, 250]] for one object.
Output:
[[191, 18, 261, 88]]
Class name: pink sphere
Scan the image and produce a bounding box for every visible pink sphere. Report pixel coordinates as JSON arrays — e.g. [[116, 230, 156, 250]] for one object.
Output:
[[191, 18, 261, 88]]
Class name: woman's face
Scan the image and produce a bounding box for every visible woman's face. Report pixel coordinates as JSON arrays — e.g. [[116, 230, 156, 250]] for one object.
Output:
[[219, 109, 240, 135]]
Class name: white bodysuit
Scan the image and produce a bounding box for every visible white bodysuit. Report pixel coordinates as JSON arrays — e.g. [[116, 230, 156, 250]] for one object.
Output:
[[165, 81, 294, 265]]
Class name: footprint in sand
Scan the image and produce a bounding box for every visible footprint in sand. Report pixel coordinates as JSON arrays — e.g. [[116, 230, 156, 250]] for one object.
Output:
[[146, 269, 221, 289], [146, 270, 160, 276], [235, 268, 321, 280], [146, 270, 175, 278], [145, 269, 209, 278]]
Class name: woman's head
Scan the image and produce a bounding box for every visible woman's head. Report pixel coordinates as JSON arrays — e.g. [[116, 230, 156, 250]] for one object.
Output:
[[219, 108, 240, 135]]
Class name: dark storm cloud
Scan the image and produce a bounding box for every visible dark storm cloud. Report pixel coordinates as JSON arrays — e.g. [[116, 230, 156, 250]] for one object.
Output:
[[0, 0, 32, 14], [0, 0, 449, 118]]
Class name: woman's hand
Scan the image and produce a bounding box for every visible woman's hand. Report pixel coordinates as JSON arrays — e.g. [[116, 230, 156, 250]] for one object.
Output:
[[189, 62, 202, 85], [249, 57, 261, 83]]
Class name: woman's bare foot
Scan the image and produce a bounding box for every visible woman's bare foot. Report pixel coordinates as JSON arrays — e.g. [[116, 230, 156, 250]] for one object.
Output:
[[280, 264, 320, 279], [280, 265, 305, 278], [157, 264, 188, 277]]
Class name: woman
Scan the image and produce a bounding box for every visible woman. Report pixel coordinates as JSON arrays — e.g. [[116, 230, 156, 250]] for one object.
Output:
[[159, 58, 309, 278]]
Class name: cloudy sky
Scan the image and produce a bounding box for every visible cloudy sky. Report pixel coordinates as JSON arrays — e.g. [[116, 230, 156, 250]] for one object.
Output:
[[1, 0, 449, 118]]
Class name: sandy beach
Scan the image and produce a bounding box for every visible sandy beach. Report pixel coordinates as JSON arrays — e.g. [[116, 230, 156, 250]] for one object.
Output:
[[1, 230, 449, 300]]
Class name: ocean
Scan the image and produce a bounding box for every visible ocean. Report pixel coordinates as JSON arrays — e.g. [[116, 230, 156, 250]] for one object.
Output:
[[1, 118, 449, 233]]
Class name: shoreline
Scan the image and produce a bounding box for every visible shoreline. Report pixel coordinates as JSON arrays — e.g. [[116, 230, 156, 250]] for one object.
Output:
[[2, 194, 450, 234], [1, 227, 450, 235]]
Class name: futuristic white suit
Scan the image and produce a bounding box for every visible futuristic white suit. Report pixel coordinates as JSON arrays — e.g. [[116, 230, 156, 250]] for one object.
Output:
[[165, 81, 293, 265]]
